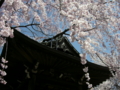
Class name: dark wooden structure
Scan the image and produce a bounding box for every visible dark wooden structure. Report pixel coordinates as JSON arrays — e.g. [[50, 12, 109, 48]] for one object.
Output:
[[0, 30, 111, 90]]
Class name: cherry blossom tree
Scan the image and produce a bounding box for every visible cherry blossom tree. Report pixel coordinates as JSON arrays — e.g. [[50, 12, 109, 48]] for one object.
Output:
[[0, 0, 120, 89]]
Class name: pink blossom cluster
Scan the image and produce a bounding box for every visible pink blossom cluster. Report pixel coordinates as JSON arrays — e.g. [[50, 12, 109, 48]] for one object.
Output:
[[0, 57, 8, 84], [92, 77, 120, 90], [79, 53, 93, 89], [60, 0, 119, 55]]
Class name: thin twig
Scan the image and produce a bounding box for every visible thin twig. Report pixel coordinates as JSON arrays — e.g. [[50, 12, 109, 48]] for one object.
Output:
[[96, 53, 109, 67], [11, 24, 40, 29]]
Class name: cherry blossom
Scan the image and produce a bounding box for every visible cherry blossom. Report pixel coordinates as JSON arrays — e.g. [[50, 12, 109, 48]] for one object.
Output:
[[0, 0, 119, 89], [0, 70, 7, 76], [83, 67, 88, 72]]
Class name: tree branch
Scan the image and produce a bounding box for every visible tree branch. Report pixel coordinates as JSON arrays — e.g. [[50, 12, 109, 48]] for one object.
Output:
[[11, 24, 40, 29], [43, 28, 69, 42], [96, 53, 109, 67], [83, 27, 97, 32], [0, 0, 4, 8]]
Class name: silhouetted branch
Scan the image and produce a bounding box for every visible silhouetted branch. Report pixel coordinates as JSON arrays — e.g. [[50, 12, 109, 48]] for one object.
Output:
[[96, 53, 109, 67], [0, 0, 4, 8], [43, 28, 69, 42], [11, 24, 40, 29]]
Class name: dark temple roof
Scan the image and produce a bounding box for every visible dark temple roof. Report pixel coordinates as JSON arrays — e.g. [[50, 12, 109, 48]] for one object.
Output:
[[0, 30, 111, 90]]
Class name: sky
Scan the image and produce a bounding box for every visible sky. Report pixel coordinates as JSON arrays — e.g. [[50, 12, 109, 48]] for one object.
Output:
[[0, 47, 3, 55]]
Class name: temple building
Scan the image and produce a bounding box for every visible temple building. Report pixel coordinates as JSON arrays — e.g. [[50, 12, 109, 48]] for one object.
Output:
[[0, 30, 111, 90]]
